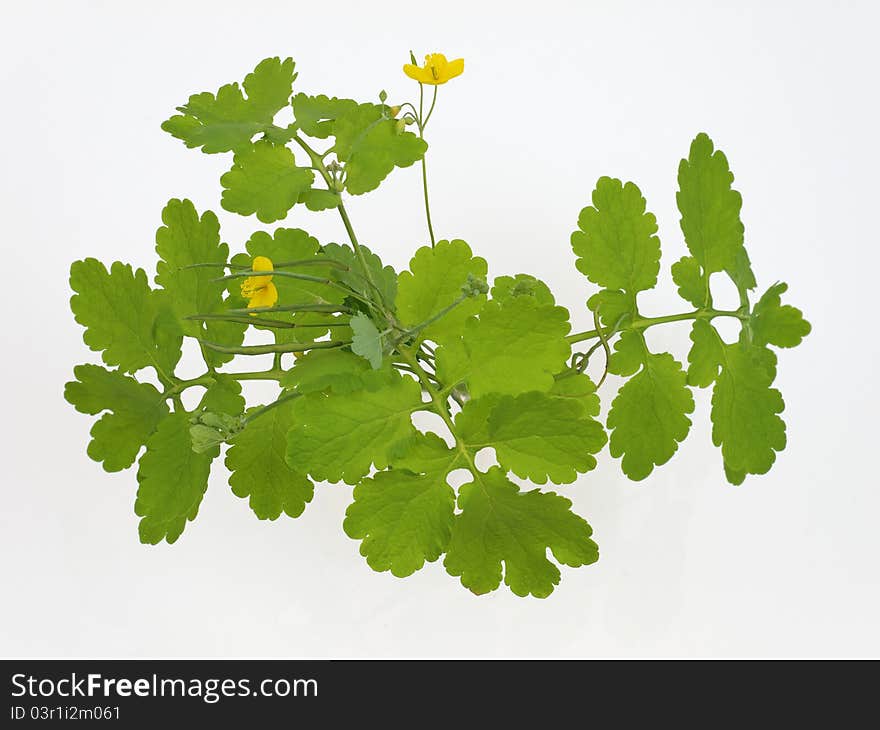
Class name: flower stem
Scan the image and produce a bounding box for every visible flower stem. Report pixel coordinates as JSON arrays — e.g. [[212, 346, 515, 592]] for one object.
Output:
[[416, 84, 438, 249]]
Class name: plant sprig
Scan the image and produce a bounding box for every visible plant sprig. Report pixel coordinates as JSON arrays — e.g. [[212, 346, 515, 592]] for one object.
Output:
[[65, 54, 810, 598]]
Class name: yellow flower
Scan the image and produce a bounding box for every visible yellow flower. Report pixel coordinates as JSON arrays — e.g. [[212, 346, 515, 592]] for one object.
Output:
[[403, 53, 464, 85], [240, 255, 278, 311]]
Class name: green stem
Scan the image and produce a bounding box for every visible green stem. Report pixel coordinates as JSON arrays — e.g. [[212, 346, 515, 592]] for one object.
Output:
[[216, 269, 372, 308], [416, 85, 438, 249], [161, 368, 286, 399], [422, 86, 438, 128], [243, 390, 300, 425], [335, 202, 388, 312], [591, 308, 612, 388], [398, 346, 479, 475], [183, 259, 348, 272], [405, 293, 467, 339], [566, 308, 747, 345], [186, 313, 347, 329], [227, 303, 351, 315], [292, 133, 387, 314], [420, 156, 436, 249], [199, 339, 350, 356]]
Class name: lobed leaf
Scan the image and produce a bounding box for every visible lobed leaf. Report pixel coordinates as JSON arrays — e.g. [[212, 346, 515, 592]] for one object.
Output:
[[686, 319, 726, 388], [444, 468, 599, 598], [344, 470, 455, 578], [457, 392, 606, 485], [221, 140, 314, 223], [607, 334, 694, 480], [397, 240, 488, 345], [162, 57, 296, 154], [436, 296, 571, 398], [286, 369, 422, 484], [751, 282, 811, 348], [135, 412, 214, 544], [155, 198, 245, 366], [69, 258, 182, 377], [677, 132, 745, 275], [572, 177, 661, 294], [65, 365, 168, 472], [711, 341, 786, 482], [333, 103, 427, 194], [226, 398, 313, 520]]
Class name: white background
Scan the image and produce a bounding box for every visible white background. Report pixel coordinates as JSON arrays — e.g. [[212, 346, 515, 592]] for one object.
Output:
[[1, 0, 878, 658]]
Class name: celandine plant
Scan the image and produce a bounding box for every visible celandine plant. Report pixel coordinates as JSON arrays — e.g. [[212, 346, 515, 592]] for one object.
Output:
[[66, 53, 810, 597]]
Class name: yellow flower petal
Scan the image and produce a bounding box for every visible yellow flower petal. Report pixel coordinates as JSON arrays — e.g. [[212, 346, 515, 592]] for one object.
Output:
[[404, 53, 465, 85], [246, 281, 278, 310], [445, 58, 464, 81], [403, 63, 433, 84], [252, 255, 273, 273], [240, 255, 275, 303]]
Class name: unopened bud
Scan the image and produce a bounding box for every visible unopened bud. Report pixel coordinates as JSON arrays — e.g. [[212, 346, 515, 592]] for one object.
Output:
[[389, 105, 401, 118], [379, 89, 388, 103], [462, 274, 490, 298]]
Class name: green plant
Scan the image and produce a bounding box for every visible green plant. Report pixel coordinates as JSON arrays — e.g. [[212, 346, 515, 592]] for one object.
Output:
[[65, 54, 810, 598]]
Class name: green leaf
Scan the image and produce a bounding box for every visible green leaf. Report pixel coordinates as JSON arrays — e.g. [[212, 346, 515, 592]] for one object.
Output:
[[671, 256, 705, 308], [677, 133, 744, 275], [607, 329, 645, 377], [607, 335, 695, 480], [300, 189, 341, 211], [286, 370, 422, 484], [280, 348, 377, 394], [587, 289, 635, 326], [711, 341, 786, 482], [162, 57, 296, 154], [727, 246, 757, 292], [491, 274, 556, 306], [135, 412, 214, 544], [155, 198, 245, 366], [292, 93, 358, 139], [198, 375, 246, 416], [226, 398, 313, 520], [444, 468, 599, 597], [437, 297, 571, 398], [242, 57, 297, 122], [350, 312, 384, 369], [388, 431, 465, 476], [322, 242, 397, 308], [64, 365, 168, 472], [549, 373, 601, 417], [70, 258, 182, 377], [220, 140, 314, 223], [751, 282, 811, 348], [344, 470, 455, 578], [459, 392, 606, 484], [687, 319, 725, 387], [572, 177, 661, 293], [333, 103, 427, 194], [397, 240, 488, 344]]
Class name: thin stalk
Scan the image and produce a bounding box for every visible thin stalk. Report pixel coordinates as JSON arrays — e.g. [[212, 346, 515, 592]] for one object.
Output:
[[215, 270, 371, 307], [243, 390, 301, 425], [292, 133, 388, 314], [186, 313, 347, 329], [405, 293, 468, 339], [566, 308, 747, 345], [199, 339, 350, 356], [398, 346, 480, 476], [227, 303, 351, 315]]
